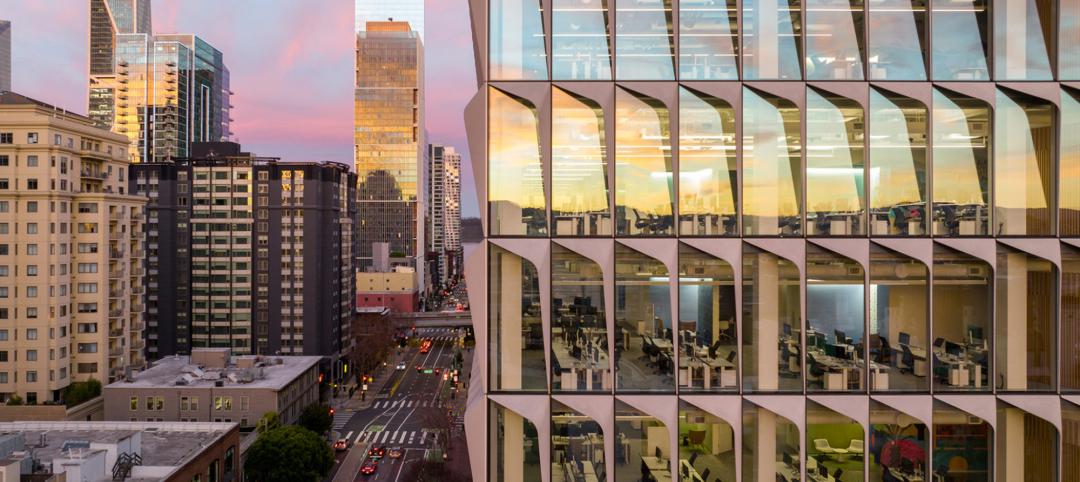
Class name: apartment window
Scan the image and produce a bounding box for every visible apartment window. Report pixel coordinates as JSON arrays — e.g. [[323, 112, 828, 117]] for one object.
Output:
[[26, 307, 37, 318], [26, 156, 37, 167], [0, 330, 7, 341], [26, 133, 38, 144], [25, 201, 37, 213], [26, 224, 37, 234], [77, 223, 98, 234], [26, 179, 37, 190], [0, 266, 7, 277], [77, 304, 98, 314], [26, 371, 36, 382], [0, 133, 11, 144], [26, 245, 37, 255], [130, 397, 138, 410], [0, 310, 7, 320], [76, 343, 97, 354], [0, 180, 8, 190], [77, 283, 98, 293], [77, 363, 97, 374], [77, 323, 97, 333], [26, 266, 37, 277], [77, 263, 98, 273], [240, 396, 249, 411], [214, 396, 232, 411], [190, 396, 199, 411], [0, 288, 8, 298], [78, 243, 98, 254], [25, 350, 36, 361], [77, 203, 98, 213], [0, 373, 8, 384], [0, 156, 7, 167], [0, 352, 7, 362]]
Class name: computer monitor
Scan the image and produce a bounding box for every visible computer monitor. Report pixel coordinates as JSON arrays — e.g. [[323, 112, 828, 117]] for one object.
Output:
[[901, 458, 914, 473], [783, 324, 792, 337], [933, 337, 945, 348], [782, 453, 792, 466], [898, 332, 911, 346], [946, 341, 962, 357], [968, 326, 984, 342], [819, 465, 829, 477], [655, 446, 662, 459], [815, 332, 827, 349]]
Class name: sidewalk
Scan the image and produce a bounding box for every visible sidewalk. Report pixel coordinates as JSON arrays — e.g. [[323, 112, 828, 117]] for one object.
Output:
[[340, 349, 408, 411]]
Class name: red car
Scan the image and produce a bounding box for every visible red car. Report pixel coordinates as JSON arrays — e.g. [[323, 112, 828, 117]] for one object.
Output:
[[367, 446, 386, 460], [360, 460, 378, 476], [332, 439, 349, 451]]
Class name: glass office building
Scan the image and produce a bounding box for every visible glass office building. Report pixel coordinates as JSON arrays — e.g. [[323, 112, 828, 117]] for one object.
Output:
[[467, 1, 1080, 481]]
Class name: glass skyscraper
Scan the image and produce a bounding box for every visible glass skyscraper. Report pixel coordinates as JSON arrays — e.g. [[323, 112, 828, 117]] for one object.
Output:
[[466, 1, 1080, 481], [0, 20, 10, 92], [355, 0, 425, 41]]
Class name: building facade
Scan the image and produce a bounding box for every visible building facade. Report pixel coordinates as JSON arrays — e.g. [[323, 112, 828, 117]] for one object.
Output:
[[356, 267, 418, 313], [130, 143, 356, 358], [0, 92, 146, 405], [466, 1, 1080, 481], [355, 0, 425, 42], [355, 21, 424, 283], [427, 144, 462, 287], [0, 20, 10, 92]]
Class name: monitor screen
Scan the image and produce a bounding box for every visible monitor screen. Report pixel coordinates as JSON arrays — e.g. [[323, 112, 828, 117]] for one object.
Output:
[[946, 341, 962, 356], [899, 332, 910, 346], [783, 324, 792, 336], [968, 326, 984, 340], [933, 337, 945, 348], [655, 446, 662, 459]]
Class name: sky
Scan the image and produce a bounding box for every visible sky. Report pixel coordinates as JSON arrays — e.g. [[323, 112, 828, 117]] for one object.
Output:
[[4, 0, 480, 216]]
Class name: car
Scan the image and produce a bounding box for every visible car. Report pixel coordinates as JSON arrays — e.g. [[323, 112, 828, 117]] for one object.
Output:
[[388, 446, 403, 459], [360, 460, 378, 476], [396, 361, 406, 370], [367, 446, 386, 460], [333, 439, 349, 451], [419, 339, 433, 354]]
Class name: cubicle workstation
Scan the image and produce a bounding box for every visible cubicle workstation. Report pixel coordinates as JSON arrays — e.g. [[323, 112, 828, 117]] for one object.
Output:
[[743, 401, 801, 482], [931, 89, 991, 237], [551, 244, 613, 393], [615, 244, 675, 392], [931, 247, 992, 392], [615, 402, 672, 482], [806, 401, 865, 482], [870, 245, 930, 392], [678, 244, 738, 392], [742, 245, 803, 392], [806, 245, 869, 392], [678, 401, 735, 482], [490, 401, 543, 482], [552, 401, 606, 482], [932, 402, 992, 482], [805, 88, 866, 237], [677, 87, 738, 238], [994, 246, 1056, 392], [867, 88, 928, 237], [490, 245, 548, 392], [869, 401, 928, 482]]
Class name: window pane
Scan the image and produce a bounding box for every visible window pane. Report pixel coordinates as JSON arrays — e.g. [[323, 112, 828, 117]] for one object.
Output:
[[552, 0, 611, 80], [552, 87, 610, 236], [679, 0, 739, 80], [996, 403, 1058, 481], [614, 87, 673, 236], [870, 401, 928, 478], [868, 0, 928, 80], [1062, 1, 1080, 79], [993, 89, 1054, 236], [678, 401, 735, 481], [931, 89, 989, 236], [805, 0, 865, 80], [869, 88, 928, 236], [932, 402, 992, 480], [742, 245, 802, 392], [615, 243, 672, 392], [995, 247, 1055, 391], [870, 244, 929, 392], [806, 245, 866, 392], [931, 0, 989, 80], [743, 402, 801, 480], [489, 88, 547, 236], [743, 0, 803, 79], [489, 245, 546, 391], [742, 88, 802, 236], [993, 0, 1053, 80], [551, 244, 610, 392], [1067, 403, 1080, 481], [489, 401, 542, 482], [931, 246, 991, 392], [1063, 246, 1080, 391], [678, 87, 737, 236], [678, 243, 737, 392], [615, 0, 674, 79], [806, 401, 865, 479], [490, 0, 548, 80], [806, 88, 865, 236], [1061, 89, 1080, 235], [615, 402, 671, 482], [551, 402, 604, 474]]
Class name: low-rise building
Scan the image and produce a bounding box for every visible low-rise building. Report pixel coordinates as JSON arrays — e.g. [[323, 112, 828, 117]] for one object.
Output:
[[356, 266, 417, 313], [102, 348, 320, 430]]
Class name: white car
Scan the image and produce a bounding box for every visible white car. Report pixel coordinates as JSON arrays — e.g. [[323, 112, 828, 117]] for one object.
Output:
[[396, 362, 407, 370]]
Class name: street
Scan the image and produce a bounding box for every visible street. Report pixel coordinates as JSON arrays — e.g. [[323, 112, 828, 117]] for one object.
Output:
[[328, 327, 469, 482]]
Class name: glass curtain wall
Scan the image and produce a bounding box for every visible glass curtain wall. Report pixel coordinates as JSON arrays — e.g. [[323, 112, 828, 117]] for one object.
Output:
[[932, 402, 992, 481], [678, 87, 737, 236], [806, 88, 866, 236], [996, 402, 1058, 482], [615, 87, 674, 236], [869, 401, 929, 480], [1065, 402, 1080, 481], [995, 246, 1055, 392], [867, 0, 928, 80], [678, 0, 739, 79], [743, 401, 801, 482], [806, 401, 865, 481], [551, 244, 611, 392], [742, 244, 803, 392], [1064, 2, 1080, 79], [870, 244, 929, 392], [615, 0, 675, 80], [806, 245, 867, 392], [678, 243, 738, 392], [742, 88, 803, 236], [551, 401, 606, 479], [1062, 88, 1080, 235], [489, 87, 547, 236], [868, 88, 928, 236], [678, 401, 736, 481], [931, 89, 990, 236], [490, 245, 547, 391], [490, 401, 542, 482], [931, 246, 992, 392], [931, 0, 990, 80], [805, 0, 866, 80], [552, 0, 612, 80], [615, 243, 673, 392], [994, 89, 1054, 236], [615, 402, 672, 482], [552, 87, 610, 236], [993, 0, 1053, 80], [489, 0, 548, 80], [1064, 246, 1080, 391], [743, 0, 803, 79]]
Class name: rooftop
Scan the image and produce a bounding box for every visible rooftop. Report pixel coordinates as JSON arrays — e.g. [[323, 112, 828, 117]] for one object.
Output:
[[0, 91, 95, 123], [106, 351, 321, 391]]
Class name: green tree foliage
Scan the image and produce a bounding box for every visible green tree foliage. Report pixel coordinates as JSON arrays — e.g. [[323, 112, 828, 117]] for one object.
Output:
[[244, 425, 333, 482], [63, 379, 102, 407], [256, 411, 280, 434], [298, 403, 333, 435]]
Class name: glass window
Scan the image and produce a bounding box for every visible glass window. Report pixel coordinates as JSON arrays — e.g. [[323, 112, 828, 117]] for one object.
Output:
[[551, 401, 604, 475], [489, 87, 547, 236], [993, 0, 1053, 80], [1065, 246, 1080, 391], [931, 0, 989, 80], [806, 88, 865, 236], [615, 87, 673, 236], [679, 87, 737, 236], [615, 401, 671, 482], [489, 245, 546, 391], [677, 401, 735, 481], [869, 88, 928, 236], [868, 0, 927, 80], [678, 243, 737, 392], [931, 246, 992, 392], [1064, 402, 1080, 480], [995, 246, 1055, 391], [1062, 89, 1080, 235], [615, 0, 674, 79], [870, 244, 929, 392], [805, 0, 865, 80], [552, 87, 610, 236], [551, 244, 610, 392], [743, 0, 803, 79], [678, 0, 739, 80], [806, 245, 866, 392], [552, 0, 611, 80], [742, 244, 802, 392], [994, 88, 1054, 236], [932, 402, 992, 480], [869, 400, 928, 479], [931, 89, 990, 236], [489, 401, 541, 482], [742, 88, 802, 236], [1063, 2, 1080, 79], [807, 401, 865, 480], [743, 401, 801, 481], [489, 0, 548, 80], [614, 243, 672, 392]]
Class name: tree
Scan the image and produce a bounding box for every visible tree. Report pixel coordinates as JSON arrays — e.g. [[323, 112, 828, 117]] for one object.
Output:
[[298, 404, 333, 435], [256, 411, 280, 434], [244, 425, 333, 482], [63, 379, 102, 407], [5, 395, 23, 406]]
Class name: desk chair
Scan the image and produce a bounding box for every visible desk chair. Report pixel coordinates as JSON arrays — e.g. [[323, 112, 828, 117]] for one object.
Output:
[[700, 468, 711, 482], [931, 354, 950, 384], [833, 468, 843, 481], [900, 345, 916, 375], [813, 438, 836, 454]]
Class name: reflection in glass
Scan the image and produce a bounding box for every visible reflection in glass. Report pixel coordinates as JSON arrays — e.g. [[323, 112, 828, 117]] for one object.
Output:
[[489, 401, 542, 482], [615, 0, 674, 79], [995, 89, 1054, 236], [1063, 89, 1080, 235], [743, 244, 802, 392], [679, 401, 736, 481], [1064, 247, 1080, 391], [806, 0, 865, 80], [868, 0, 928, 80], [869, 88, 928, 236], [614, 87, 673, 236], [993, 0, 1053, 80], [552, 0, 612, 80], [932, 89, 990, 236], [931, 0, 989, 80], [489, 88, 547, 236], [552, 87, 610, 236], [931, 246, 992, 392], [489, 0, 548, 80], [1064, 402, 1080, 480], [995, 246, 1055, 391], [870, 401, 928, 480], [996, 403, 1057, 482], [1063, 2, 1080, 79], [932, 402, 992, 481], [551, 401, 605, 477], [806, 401, 865, 480], [743, 402, 801, 481], [806, 245, 866, 392], [678, 244, 737, 392], [551, 244, 611, 392], [615, 244, 672, 392], [743, 0, 803, 79], [742, 88, 802, 236], [870, 244, 929, 392], [489, 245, 547, 391], [806, 89, 865, 236], [679, 87, 737, 236], [679, 0, 739, 79], [615, 402, 671, 482]]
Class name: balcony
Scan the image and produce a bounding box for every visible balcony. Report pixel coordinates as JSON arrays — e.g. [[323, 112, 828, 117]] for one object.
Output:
[[109, 230, 123, 242], [109, 269, 124, 279], [109, 308, 123, 318], [130, 321, 145, 332], [80, 169, 109, 180], [109, 211, 123, 221], [130, 249, 144, 259], [130, 285, 144, 295], [109, 289, 125, 299], [109, 347, 124, 357], [130, 339, 145, 351], [129, 266, 144, 277], [110, 248, 125, 259], [109, 329, 124, 338]]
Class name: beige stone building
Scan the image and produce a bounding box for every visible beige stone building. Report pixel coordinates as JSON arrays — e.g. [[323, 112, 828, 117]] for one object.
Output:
[[0, 92, 146, 404]]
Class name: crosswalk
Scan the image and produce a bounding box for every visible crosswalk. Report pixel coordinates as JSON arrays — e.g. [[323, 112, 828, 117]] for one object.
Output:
[[331, 410, 353, 432], [371, 399, 444, 409], [352, 428, 434, 447]]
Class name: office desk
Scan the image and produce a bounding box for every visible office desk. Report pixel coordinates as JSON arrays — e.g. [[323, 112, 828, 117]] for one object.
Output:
[[678, 459, 704, 482], [935, 350, 984, 388], [680, 356, 736, 389], [552, 340, 611, 390], [642, 456, 673, 482]]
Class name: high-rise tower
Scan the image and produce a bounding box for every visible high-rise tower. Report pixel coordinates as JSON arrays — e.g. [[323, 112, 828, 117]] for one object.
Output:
[[0, 21, 11, 92]]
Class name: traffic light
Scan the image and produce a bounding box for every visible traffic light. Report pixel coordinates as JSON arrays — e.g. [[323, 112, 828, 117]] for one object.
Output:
[[329, 407, 336, 416]]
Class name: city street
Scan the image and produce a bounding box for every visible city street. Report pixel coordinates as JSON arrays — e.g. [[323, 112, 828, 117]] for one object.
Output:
[[328, 327, 469, 482]]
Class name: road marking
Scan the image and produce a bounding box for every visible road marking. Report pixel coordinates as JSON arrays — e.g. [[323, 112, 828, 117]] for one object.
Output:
[[344, 431, 353, 440]]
